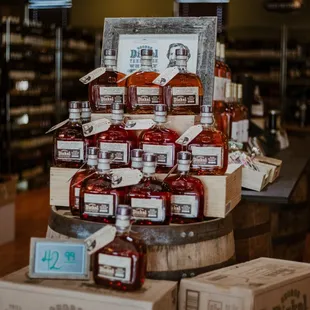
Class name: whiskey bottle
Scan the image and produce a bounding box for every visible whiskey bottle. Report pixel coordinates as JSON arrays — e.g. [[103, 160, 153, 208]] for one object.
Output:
[[93, 204, 147, 291], [81, 101, 97, 148], [128, 153, 172, 225], [164, 48, 203, 115], [131, 149, 144, 170], [229, 83, 243, 142], [80, 151, 127, 223], [220, 43, 231, 80], [69, 147, 98, 216], [97, 103, 137, 168], [188, 105, 228, 175], [138, 104, 181, 173], [165, 151, 204, 224], [89, 49, 126, 114], [126, 49, 162, 114], [237, 84, 249, 143], [53, 101, 86, 168]]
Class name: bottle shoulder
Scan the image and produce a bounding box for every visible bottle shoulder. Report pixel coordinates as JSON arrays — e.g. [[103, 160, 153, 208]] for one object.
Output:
[[127, 70, 160, 86], [167, 72, 203, 87], [130, 177, 171, 193], [98, 124, 136, 141], [139, 125, 179, 142]]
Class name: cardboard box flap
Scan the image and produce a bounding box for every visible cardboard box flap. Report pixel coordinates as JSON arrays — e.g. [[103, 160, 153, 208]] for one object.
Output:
[[185, 258, 310, 291], [0, 267, 177, 305], [255, 156, 282, 167]]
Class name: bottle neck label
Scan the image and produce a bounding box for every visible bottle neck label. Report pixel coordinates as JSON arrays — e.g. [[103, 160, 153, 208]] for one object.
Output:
[[176, 59, 187, 70], [140, 58, 153, 70], [69, 112, 81, 121]]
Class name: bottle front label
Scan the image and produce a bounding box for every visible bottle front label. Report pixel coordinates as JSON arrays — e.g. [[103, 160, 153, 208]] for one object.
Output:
[[141, 144, 174, 167], [231, 121, 240, 141], [99, 142, 129, 164], [172, 195, 199, 218], [84, 193, 114, 216], [98, 254, 131, 282], [213, 77, 229, 101], [191, 146, 223, 168], [131, 198, 164, 222], [172, 87, 199, 106], [56, 140, 84, 161], [136, 87, 160, 106], [98, 86, 126, 106], [74, 187, 80, 209]]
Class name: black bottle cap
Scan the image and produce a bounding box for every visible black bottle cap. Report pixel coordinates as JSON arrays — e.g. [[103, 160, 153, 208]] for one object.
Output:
[[131, 149, 144, 159], [176, 48, 188, 56], [87, 147, 99, 156], [116, 204, 132, 217], [178, 151, 191, 161], [142, 153, 157, 163], [69, 101, 81, 110], [111, 103, 124, 111], [141, 49, 153, 57], [98, 151, 111, 160], [201, 105, 213, 113], [81, 101, 90, 109], [154, 104, 167, 113]]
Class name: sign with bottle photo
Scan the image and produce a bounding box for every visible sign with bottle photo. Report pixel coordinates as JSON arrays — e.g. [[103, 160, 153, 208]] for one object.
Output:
[[117, 34, 199, 74]]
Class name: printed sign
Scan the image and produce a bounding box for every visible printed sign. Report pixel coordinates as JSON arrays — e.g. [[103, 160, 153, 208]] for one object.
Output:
[[29, 238, 90, 279]]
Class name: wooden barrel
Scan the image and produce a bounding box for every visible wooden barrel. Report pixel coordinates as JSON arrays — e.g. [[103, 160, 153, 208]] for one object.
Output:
[[271, 173, 309, 261], [47, 206, 235, 281], [232, 200, 272, 263]]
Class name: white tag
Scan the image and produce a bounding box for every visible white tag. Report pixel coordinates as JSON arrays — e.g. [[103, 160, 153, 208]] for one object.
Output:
[[110, 168, 143, 188], [82, 118, 111, 136], [125, 119, 156, 130], [46, 119, 69, 134], [84, 225, 116, 255], [79, 67, 106, 84], [117, 68, 140, 83], [152, 66, 179, 86], [176, 125, 203, 146]]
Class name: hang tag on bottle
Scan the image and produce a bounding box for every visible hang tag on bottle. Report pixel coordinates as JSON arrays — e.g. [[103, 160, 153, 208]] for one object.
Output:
[[45, 119, 69, 134], [110, 168, 143, 188], [176, 125, 203, 146], [84, 225, 116, 256], [125, 119, 156, 130], [117, 68, 141, 83], [82, 118, 111, 137], [79, 67, 106, 84], [152, 66, 179, 86]]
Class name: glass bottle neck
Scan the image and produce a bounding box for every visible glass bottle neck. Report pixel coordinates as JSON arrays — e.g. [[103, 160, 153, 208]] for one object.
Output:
[[200, 115, 215, 128], [69, 111, 81, 123], [104, 59, 117, 71], [154, 114, 167, 125], [115, 218, 130, 234], [140, 58, 153, 71], [176, 59, 188, 72], [142, 166, 156, 178]]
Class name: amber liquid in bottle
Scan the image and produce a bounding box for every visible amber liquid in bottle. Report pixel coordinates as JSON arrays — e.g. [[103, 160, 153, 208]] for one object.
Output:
[[97, 103, 137, 168], [138, 104, 180, 173], [69, 147, 98, 216], [165, 151, 204, 224], [53, 101, 86, 168], [128, 153, 171, 225], [93, 205, 147, 291], [126, 49, 162, 114], [79, 151, 127, 223], [188, 106, 228, 175], [89, 49, 126, 114], [164, 48, 203, 115]]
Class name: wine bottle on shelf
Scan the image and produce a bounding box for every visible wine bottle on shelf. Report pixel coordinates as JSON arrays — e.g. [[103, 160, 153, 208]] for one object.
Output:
[[126, 49, 162, 114], [93, 204, 147, 291], [164, 48, 203, 115], [128, 153, 172, 226], [188, 105, 228, 175], [138, 104, 181, 173], [237, 84, 249, 144], [165, 151, 205, 224], [79, 151, 127, 223], [220, 43, 231, 80], [89, 49, 126, 114], [53, 101, 86, 168], [97, 103, 137, 168], [69, 147, 98, 216]]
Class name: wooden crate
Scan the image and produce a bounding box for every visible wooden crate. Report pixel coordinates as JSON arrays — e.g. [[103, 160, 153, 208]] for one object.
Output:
[[241, 166, 271, 191], [0, 175, 17, 245], [91, 113, 198, 135], [158, 164, 242, 218], [254, 156, 282, 183]]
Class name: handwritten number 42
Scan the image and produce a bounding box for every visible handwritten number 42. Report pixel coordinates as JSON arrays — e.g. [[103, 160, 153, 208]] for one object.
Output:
[[42, 250, 61, 270]]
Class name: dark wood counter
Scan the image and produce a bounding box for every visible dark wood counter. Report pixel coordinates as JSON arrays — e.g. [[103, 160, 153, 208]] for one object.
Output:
[[242, 136, 310, 204]]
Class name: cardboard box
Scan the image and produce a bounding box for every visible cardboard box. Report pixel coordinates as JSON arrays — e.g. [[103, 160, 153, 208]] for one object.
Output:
[[91, 113, 198, 135], [0, 175, 17, 245], [179, 257, 310, 310], [158, 164, 242, 218], [242, 166, 271, 191], [0, 267, 177, 310], [254, 156, 282, 183]]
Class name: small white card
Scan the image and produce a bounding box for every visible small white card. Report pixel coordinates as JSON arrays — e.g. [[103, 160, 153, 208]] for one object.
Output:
[[79, 67, 106, 84], [45, 119, 69, 134], [110, 168, 143, 188], [117, 68, 141, 83], [82, 118, 111, 136], [176, 125, 203, 146], [125, 119, 156, 130], [84, 225, 117, 256], [152, 66, 179, 86]]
